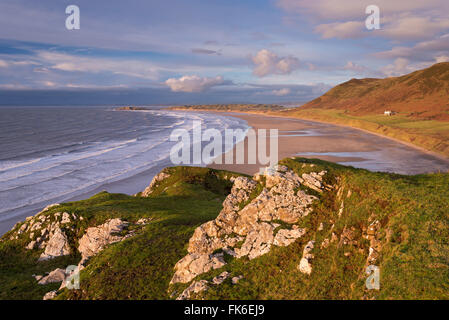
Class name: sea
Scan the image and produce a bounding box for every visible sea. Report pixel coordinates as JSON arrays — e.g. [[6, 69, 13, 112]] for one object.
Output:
[[0, 106, 249, 234]]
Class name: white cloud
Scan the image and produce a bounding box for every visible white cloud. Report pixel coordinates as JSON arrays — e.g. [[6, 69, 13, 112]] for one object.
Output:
[[42, 81, 56, 87], [0, 60, 8, 68], [37, 51, 160, 80], [315, 21, 365, 39], [277, 0, 449, 20], [375, 34, 449, 60], [381, 58, 412, 76], [278, 0, 449, 41], [251, 49, 300, 77], [435, 55, 449, 63], [272, 88, 291, 96], [165, 75, 226, 92], [343, 61, 369, 73], [382, 16, 449, 41]]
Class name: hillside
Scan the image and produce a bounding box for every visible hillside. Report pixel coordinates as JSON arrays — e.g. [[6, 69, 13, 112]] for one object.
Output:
[[1, 159, 448, 300], [299, 62, 449, 121], [170, 104, 286, 113]]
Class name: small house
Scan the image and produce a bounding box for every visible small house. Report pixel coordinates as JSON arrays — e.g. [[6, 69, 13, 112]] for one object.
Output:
[[384, 110, 396, 116]]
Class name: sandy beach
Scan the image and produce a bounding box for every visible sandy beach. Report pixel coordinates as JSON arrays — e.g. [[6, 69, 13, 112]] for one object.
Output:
[[3, 111, 449, 236], [207, 112, 449, 175]]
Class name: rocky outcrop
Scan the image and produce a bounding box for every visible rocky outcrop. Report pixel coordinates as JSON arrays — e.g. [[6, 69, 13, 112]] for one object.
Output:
[[176, 271, 232, 300], [298, 240, 315, 275], [38, 227, 71, 261], [38, 268, 67, 285], [365, 220, 382, 265], [176, 280, 209, 300], [43, 290, 58, 300], [170, 166, 326, 285], [212, 271, 230, 285], [141, 169, 171, 197], [78, 218, 129, 264], [274, 226, 307, 247], [171, 253, 226, 284]]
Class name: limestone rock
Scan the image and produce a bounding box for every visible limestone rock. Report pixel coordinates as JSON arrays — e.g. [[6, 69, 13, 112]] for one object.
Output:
[[212, 271, 230, 285], [235, 222, 274, 260], [232, 275, 243, 284], [171, 253, 226, 284], [26, 241, 36, 250], [176, 280, 209, 300], [273, 226, 306, 246], [78, 218, 128, 262], [38, 268, 67, 285], [170, 166, 324, 284], [61, 212, 71, 224], [298, 240, 315, 275], [38, 228, 71, 261], [141, 170, 171, 196], [300, 171, 326, 192], [43, 290, 58, 300]]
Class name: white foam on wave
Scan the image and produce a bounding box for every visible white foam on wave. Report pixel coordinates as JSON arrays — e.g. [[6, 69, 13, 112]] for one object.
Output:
[[0, 110, 249, 221]]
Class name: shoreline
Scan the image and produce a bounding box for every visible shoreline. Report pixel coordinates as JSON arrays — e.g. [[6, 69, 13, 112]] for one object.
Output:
[[172, 108, 449, 163], [3, 109, 449, 235], [204, 111, 449, 175]]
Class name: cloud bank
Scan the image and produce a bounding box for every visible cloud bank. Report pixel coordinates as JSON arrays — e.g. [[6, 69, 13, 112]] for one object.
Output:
[[251, 49, 300, 77], [165, 75, 227, 92]]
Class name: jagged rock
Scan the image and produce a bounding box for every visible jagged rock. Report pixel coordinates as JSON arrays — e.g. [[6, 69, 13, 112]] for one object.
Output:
[[212, 271, 230, 285], [38, 268, 67, 285], [43, 290, 58, 300], [366, 220, 382, 265], [273, 226, 306, 246], [38, 228, 71, 261], [78, 218, 128, 262], [61, 212, 71, 224], [235, 222, 275, 260], [176, 280, 209, 300], [34, 275, 43, 281], [170, 166, 324, 284], [171, 253, 226, 284], [298, 240, 315, 275], [232, 275, 243, 284], [136, 218, 152, 225], [339, 226, 358, 246], [321, 238, 330, 249], [141, 170, 171, 196], [26, 241, 36, 250], [300, 171, 326, 192]]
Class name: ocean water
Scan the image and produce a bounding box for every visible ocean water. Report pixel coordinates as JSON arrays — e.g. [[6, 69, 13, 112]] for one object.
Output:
[[0, 106, 249, 232]]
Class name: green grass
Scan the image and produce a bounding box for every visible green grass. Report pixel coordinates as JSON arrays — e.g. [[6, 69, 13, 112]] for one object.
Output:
[[172, 158, 449, 300], [282, 108, 449, 158], [1, 161, 448, 300]]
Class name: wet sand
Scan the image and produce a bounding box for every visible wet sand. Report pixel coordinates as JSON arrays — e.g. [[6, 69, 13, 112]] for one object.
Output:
[[207, 112, 449, 175], [3, 111, 449, 235]]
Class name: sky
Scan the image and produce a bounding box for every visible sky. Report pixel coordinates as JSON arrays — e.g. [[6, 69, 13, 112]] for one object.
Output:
[[0, 0, 448, 105]]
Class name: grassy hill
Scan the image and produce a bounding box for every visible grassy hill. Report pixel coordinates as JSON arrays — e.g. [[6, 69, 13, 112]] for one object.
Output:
[[170, 103, 286, 113], [299, 62, 449, 121], [1, 159, 448, 300]]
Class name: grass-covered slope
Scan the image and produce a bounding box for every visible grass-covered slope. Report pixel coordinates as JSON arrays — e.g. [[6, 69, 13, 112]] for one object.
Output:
[[298, 62, 449, 120], [1, 160, 448, 300], [0, 167, 242, 300], [188, 158, 449, 300]]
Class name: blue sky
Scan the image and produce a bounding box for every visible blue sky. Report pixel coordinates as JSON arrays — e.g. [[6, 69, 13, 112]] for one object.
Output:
[[0, 0, 448, 105]]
